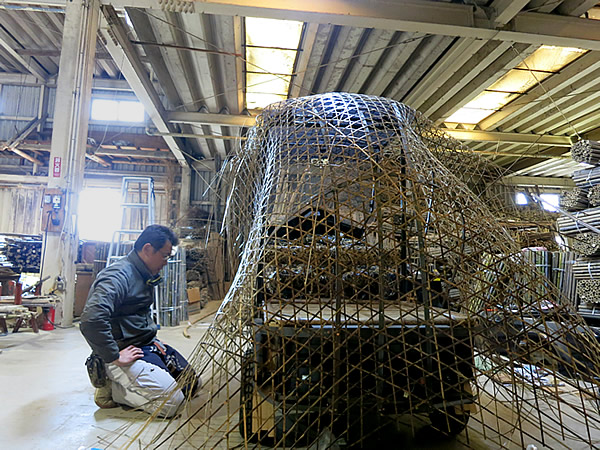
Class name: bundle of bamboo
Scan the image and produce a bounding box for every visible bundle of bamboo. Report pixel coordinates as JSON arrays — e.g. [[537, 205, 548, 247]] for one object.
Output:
[[557, 207, 600, 235], [2, 238, 42, 272], [573, 166, 600, 188], [560, 187, 589, 211], [572, 259, 600, 279], [588, 185, 600, 206], [571, 140, 600, 164], [571, 233, 600, 256], [576, 279, 600, 303]]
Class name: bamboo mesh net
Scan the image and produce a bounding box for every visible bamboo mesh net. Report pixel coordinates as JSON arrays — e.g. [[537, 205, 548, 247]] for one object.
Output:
[[113, 93, 600, 449]]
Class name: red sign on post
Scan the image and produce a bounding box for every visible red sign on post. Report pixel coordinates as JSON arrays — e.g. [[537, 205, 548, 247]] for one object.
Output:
[[53, 157, 61, 178]]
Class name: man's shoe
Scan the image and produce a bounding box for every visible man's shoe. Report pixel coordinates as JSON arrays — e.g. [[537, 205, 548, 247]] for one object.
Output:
[[94, 380, 118, 408]]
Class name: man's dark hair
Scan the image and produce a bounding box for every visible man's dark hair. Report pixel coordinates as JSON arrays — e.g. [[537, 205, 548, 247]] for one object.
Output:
[[134, 225, 179, 252]]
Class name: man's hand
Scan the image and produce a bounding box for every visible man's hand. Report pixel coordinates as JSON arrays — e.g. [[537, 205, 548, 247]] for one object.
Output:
[[111, 345, 144, 367]]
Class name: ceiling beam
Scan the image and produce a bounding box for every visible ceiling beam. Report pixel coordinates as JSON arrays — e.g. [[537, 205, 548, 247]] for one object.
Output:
[[168, 110, 572, 148], [168, 111, 256, 127], [95, 148, 174, 159], [16, 48, 112, 59], [503, 147, 570, 172], [0, 173, 48, 184], [99, 0, 600, 52], [100, 5, 188, 167], [1, 115, 46, 164], [125, 8, 184, 110], [502, 175, 575, 188], [10, 0, 600, 50], [0, 25, 48, 80], [557, 0, 599, 16], [11, 0, 600, 50], [170, 11, 219, 158], [9, 148, 44, 165], [445, 129, 574, 147], [0, 73, 163, 92], [3, 115, 45, 150]]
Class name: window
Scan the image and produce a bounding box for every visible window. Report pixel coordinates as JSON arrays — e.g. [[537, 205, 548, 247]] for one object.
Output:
[[245, 17, 304, 109], [539, 193, 559, 212], [91, 99, 145, 122], [445, 46, 585, 125], [78, 188, 122, 242], [515, 192, 528, 205], [515, 192, 559, 212]]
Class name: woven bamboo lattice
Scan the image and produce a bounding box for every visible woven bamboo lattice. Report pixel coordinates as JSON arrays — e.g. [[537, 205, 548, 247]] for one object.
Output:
[[109, 93, 600, 449]]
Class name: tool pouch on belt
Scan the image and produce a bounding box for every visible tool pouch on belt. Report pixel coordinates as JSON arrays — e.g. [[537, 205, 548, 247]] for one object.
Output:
[[85, 353, 108, 388]]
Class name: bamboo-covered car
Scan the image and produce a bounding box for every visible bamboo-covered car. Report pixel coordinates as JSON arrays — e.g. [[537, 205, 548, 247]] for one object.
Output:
[[228, 93, 481, 446]]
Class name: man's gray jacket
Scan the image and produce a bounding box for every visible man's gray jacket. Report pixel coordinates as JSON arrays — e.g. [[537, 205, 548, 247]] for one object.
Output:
[[80, 250, 157, 363]]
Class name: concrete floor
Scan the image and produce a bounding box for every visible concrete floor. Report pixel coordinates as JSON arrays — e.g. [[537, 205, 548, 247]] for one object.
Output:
[[0, 318, 206, 450], [0, 311, 597, 449]]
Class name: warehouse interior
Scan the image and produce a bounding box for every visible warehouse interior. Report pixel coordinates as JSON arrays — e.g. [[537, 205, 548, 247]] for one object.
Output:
[[2, 0, 600, 448]]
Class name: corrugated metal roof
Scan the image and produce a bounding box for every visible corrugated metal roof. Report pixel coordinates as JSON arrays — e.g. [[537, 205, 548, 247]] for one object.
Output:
[[1, 0, 600, 179]]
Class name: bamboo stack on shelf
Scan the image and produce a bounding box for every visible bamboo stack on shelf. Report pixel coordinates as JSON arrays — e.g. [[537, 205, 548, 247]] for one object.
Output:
[[572, 166, 600, 207], [571, 139, 600, 165], [571, 233, 600, 256], [560, 186, 589, 211], [1, 237, 42, 272], [559, 140, 600, 315], [572, 165, 600, 187], [557, 206, 600, 235], [576, 279, 600, 304], [588, 185, 600, 206]]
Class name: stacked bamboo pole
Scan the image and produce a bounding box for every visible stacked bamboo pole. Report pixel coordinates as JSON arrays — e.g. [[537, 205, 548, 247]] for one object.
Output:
[[576, 279, 600, 303], [571, 233, 600, 256], [562, 142, 600, 312], [522, 250, 577, 305], [588, 185, 600, 206], [572, 259, 600, 279], [557, 206, 600, 236], [557, 252, 578, 306], [571, 140, 600, 164], [2, 238, 42, 272], [572, 166, 600, 188], [156, 247, 188, 327], [560, 187, 589, 211]]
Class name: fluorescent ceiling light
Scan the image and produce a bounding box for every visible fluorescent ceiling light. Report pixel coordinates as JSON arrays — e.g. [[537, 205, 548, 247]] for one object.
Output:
[[245, 17, 303, 109]]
